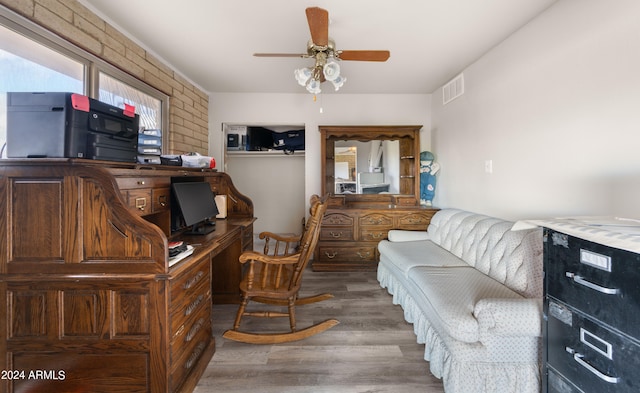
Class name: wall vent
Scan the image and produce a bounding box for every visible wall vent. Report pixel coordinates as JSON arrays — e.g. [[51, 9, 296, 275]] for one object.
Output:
[[442, 73, 464, 105]]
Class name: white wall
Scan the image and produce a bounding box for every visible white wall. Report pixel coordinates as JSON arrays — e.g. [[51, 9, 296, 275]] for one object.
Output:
[[431, 0, 640, 220], [209, 93, 431, 229]]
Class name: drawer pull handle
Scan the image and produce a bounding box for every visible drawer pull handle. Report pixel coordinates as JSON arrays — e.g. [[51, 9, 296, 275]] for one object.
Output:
[[566, 272, 620, 295], [573, 352, 619, 384], [357, 251, 371, 259], [324, 251, 337, 259], [186, 318, 206, 342], [184, 341, 207, 370], [330, 231, 343, 238], [371, 233, 384, 239], [184, 271, 205, 289], [185, 294, 204, 316], [135, 197, 147, 211]]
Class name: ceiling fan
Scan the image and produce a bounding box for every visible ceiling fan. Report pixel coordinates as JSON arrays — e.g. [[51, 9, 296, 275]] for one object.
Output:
[[253, 7, 390, 94]]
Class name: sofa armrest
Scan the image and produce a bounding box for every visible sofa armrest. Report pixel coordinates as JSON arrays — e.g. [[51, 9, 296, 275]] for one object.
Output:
[[387, 230, 430, 242], [474, 298, 542, 338]]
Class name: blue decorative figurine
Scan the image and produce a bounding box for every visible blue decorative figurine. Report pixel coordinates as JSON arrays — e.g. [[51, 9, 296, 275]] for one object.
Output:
[[419, 151, 440, 206]]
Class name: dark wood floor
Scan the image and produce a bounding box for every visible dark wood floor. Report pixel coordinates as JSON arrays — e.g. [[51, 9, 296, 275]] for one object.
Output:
[[195, 267, 445, 393]]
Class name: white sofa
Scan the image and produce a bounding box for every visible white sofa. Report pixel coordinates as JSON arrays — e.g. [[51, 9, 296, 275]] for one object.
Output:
[[377, 209, 543, 393]]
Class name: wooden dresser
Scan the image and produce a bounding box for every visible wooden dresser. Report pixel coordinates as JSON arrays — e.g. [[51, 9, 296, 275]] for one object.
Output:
[[314, 195, 438, 271], [316, 125, 438, 271], [0, 159, 254, 393]]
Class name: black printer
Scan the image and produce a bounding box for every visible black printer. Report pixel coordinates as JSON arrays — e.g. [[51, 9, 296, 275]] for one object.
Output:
[[6, 92, 139, 162]]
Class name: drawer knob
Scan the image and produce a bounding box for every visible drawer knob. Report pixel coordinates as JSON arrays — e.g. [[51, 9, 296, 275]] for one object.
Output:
[[330, 231, 343, 238], [565, 272, 620, 295], [324, 251, 337, 259], [137, 180, 145, 185]]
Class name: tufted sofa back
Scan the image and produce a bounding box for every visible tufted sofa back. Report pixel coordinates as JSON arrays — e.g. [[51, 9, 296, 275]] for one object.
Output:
[[427, 209, 543, 298]]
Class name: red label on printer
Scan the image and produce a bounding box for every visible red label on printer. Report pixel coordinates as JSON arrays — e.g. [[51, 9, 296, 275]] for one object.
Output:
[[123, 103, 136, 118], [71, 94, 90, 112]]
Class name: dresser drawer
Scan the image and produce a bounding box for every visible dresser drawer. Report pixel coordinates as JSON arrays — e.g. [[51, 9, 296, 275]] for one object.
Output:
[[545, 229, 640, 338], [323, 212, 353, 226], [396, 212, 434, 229], [360, 229, 388, 242], [321, 228, 354, 241], [317, 246, 377, 262], [546, 300, 640, 392], [359, 213, 393, 227]]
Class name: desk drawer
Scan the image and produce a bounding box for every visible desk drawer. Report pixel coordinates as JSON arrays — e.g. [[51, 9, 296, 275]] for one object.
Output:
[[152, 187, 170, 213], [170, 258, 211, 332], [547, 300, 640, 392], [170, 321, 212, 392], [545, 229, 640, 338]]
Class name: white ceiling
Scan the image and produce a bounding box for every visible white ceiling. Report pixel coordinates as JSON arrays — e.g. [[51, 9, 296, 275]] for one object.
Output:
[[79, 0, 557, 95]]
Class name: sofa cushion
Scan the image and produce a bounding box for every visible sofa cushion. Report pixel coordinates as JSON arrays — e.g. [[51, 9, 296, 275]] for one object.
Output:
[[424, 209, 544, 298], [408, 266, 524, 343], [378, 239, 468, 278]]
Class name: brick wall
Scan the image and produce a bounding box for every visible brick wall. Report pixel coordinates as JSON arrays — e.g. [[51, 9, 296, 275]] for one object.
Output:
[[1, 0, 209, 155]]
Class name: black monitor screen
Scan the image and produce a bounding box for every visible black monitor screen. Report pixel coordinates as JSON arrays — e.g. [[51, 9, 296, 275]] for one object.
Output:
[[172, 182, 219, 234]]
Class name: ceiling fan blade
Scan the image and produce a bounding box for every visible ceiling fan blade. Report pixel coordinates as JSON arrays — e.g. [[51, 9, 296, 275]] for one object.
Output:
[[338, 50, 391, 62], [306, 7, 329, 47], [253, 53, 308, 58]]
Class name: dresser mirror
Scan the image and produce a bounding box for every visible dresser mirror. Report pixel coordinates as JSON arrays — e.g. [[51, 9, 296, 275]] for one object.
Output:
[[320, 125, 422, 205]]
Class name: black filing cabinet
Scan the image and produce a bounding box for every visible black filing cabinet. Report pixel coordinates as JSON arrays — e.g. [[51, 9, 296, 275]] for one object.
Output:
[[543, 228, 640, 393]]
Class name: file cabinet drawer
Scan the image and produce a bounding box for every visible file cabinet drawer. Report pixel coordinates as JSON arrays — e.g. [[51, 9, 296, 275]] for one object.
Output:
[[547, 300, 640, 392], [545, 229, 640, 338]]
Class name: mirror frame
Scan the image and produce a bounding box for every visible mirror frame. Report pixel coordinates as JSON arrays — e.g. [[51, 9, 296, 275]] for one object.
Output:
[[320, 125, 422, 206]]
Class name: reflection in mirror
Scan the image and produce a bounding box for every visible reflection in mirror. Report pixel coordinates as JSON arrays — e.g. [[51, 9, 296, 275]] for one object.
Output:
[[334, 140, 400, 194], [335, 146, 357, 193]]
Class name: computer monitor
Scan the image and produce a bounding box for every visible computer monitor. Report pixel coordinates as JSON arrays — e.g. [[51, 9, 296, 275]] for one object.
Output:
[[171, 181, 219, 235]]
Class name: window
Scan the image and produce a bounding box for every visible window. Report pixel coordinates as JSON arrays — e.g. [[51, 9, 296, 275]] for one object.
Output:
[[0, 7, 168, 157], [98, 72, 163, 132]]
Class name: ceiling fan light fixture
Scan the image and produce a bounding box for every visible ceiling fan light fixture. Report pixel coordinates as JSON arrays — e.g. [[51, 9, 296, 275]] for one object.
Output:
[[306, 78, 322, 94], [330, 75, 346, 91], [322, 60, 340, 81], [294, 67, 312, 86]]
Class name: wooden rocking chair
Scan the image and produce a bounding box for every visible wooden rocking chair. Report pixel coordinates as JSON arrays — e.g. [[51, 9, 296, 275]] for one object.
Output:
[[222, 195, 338, 344]]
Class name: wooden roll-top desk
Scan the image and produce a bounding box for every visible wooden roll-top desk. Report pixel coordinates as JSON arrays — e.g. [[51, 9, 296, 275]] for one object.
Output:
[[0, 159, 255, 393]]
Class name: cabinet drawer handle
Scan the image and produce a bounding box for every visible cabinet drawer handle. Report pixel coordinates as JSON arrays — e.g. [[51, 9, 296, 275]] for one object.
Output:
[[185, 294, 204, 316], [324, 251, 337, 259], [330, 231, 343, 238], [184, 271, 205, 289], [572, 352, 619, 384], [565, 272, 620, 295], [184, 341, 206, 370], [357, 251, 371, 259], [135, 197, 147, 211], [186, 318, 206, 342], [371, 232, 384, 239]]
